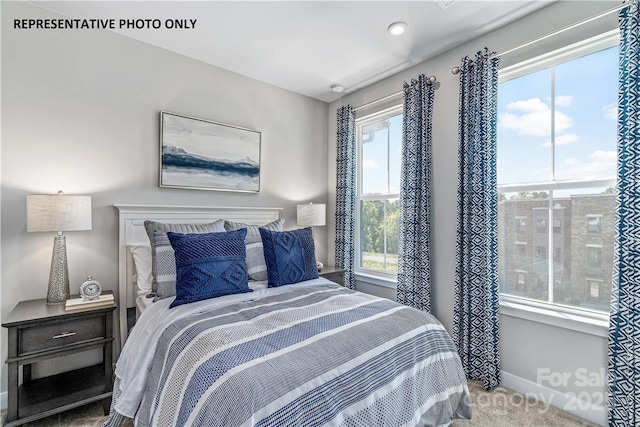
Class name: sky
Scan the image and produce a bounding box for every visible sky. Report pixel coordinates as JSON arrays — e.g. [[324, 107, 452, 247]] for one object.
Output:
[[361, 113, 402, 196], [497, 45, 618, 188], [360, 45, 618, 198]]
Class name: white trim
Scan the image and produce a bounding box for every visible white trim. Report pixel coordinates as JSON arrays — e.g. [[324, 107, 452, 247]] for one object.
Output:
[[354, 271, 397, 289], [499, 29, 619, 83], [501, 371, 606, 426], [500, 297, 608, 337], [498, 177, 616, 193]]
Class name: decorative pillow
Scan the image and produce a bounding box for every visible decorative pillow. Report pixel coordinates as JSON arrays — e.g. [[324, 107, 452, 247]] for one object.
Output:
[[167, 229, 251, 308], [259, 227, 319, 287], [144, 220, 225, 292], [128, 245, 152, 296], [153, 231, 178, 300], [224, 219, 284, 281]]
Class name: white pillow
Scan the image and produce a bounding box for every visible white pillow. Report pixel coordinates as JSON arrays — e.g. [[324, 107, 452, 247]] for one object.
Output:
[[128, 244, 153, 296]]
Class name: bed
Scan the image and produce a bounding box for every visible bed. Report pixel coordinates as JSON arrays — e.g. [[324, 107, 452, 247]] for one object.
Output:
[[106, 205, 471, 427]]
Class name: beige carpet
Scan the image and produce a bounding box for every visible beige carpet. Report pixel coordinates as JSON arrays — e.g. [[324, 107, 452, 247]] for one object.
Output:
[[452, 381, 600, 427], [1, 380, 600, 426]]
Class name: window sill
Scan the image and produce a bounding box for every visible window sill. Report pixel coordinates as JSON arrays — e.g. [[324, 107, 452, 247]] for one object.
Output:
[[500, 296, 609, 338], [354, 270, 397, 289]]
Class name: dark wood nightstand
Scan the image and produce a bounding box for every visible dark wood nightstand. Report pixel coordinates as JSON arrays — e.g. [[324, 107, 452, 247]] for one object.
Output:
[[2, 292, 116, 426], [319, 265, 346, 286]]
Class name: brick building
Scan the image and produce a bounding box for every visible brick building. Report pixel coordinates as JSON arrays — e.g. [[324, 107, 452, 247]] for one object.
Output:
[[498, 193, 615, 312]]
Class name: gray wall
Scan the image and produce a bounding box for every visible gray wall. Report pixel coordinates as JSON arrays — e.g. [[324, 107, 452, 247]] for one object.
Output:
[[1, 0, 328, 396], [328, 1, 615, 424]]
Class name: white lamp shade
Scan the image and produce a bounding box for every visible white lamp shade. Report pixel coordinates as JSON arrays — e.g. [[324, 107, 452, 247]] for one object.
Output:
[[27, 193, 92, 232], [297, 203, 326, 227]]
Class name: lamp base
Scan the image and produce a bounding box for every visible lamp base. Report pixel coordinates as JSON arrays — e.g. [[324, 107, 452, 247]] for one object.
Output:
[[46, 234, 70, 305]]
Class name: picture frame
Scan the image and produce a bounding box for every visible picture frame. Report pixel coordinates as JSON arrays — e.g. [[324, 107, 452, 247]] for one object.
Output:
[[159, 111, 261, 192]]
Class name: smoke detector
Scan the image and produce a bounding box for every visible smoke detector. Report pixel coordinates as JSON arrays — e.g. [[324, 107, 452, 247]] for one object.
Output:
[[435, 0, 456, 10]]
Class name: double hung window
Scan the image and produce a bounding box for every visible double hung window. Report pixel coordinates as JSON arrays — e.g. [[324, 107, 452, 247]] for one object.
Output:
[[497, 31, 618, 314], [355, 107, 403, 278]]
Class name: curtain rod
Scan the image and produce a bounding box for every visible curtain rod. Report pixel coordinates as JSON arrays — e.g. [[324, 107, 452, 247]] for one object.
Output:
[[451, 2, 629, 74], [352, 75, 436, 112]]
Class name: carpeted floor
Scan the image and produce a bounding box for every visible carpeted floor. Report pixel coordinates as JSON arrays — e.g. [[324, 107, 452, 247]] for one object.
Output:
[[451, 381, 599, 427], [0, 380, 600, 426]]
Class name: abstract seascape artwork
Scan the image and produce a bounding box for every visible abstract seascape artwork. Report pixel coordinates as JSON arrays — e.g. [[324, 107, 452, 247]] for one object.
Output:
[[160, 112, 261, 192]]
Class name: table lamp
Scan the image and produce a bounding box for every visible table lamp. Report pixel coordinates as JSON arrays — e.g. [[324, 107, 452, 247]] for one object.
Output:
[[27, 191, 92, 304], [297, 203, 326, 228], [297, 203, 326, 269]]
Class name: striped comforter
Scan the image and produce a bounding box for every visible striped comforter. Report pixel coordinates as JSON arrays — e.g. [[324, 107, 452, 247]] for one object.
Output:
[[104, 279, 471, 427]]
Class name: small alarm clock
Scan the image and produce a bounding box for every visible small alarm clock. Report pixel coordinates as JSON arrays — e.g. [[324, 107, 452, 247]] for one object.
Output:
[[80, 276, 102, 301]]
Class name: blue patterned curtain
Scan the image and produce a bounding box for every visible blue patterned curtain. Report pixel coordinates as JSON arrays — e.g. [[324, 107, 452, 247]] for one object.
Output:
[[608, 2, 640, 425], [453, 48, 501, 390], [335, 105, 356, 290], [397, 75, 434, 312]]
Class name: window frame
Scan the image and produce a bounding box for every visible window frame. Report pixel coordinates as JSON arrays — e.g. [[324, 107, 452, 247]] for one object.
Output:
[[354, 104, 403, 285], [497, 30, 618, 335]]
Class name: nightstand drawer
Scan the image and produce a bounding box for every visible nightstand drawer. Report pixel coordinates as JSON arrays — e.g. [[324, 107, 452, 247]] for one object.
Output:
[[19, 316, 105, 355]]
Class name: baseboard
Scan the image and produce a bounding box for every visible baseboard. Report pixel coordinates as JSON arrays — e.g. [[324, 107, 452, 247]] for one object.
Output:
[[501, 371, 606, 426], [0, 391, 6, 410]]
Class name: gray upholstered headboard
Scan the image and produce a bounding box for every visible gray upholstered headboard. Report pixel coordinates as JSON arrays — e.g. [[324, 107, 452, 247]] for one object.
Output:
[[114, 204, 282, 354]]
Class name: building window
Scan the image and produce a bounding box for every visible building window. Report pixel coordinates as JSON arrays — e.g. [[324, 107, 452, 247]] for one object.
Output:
[[497, 31, 617, 313], [356, 107, 402, 276], [535, 218, 547, 234], [516, 242, 527, 257], [517, 272, 526, 286], [587, 215, 602, 233], [587, 246, 602, 268], [534, 246, 547, 261], [553, 247, 562, 265], [587, 279, 604, 299], [516, 217, 527, 233]]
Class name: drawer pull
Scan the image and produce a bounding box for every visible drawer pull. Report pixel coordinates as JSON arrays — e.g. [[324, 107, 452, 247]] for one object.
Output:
[[52, 331, 77, 339]]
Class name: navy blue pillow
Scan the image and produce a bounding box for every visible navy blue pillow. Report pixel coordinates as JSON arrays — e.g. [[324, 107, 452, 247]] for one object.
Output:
[[167, 229, 252, 308], [259, 227, 319, 287]]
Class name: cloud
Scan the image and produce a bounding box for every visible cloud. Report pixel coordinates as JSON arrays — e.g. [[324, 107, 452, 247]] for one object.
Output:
[[554, 150, 617, 180], [541, 133, 580, 147], [499, 97, 573, 137], [555, 96, 573, 107], [507, 98, 549, 112], [524, 150, 616, 182], [362, 158, 379, 169], [603, 103, 617, 120]]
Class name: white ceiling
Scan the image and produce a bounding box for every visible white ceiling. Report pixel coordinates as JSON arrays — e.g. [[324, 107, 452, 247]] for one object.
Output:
[[30, 1, 553, 102]]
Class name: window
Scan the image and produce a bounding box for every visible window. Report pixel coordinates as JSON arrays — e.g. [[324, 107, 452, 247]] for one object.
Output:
[[497, 32, 617, 314], [553, 247, 562, 264], [534, 246, 547, 261], [587, 246, 602, 268], [356, 107, 402, 276], [587, 215, 602, 233], [516, 217, 527, 233], [587, 279, 604, 298]]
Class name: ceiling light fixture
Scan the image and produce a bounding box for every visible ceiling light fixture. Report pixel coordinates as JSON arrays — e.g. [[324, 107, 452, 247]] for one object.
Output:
[[331, 84, 345, 93], [388, 21, 407, 36]]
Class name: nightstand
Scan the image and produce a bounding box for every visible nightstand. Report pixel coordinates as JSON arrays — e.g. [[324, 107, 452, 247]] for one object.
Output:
[[319, 265, 346, 286], [2, 292, 116, 426]]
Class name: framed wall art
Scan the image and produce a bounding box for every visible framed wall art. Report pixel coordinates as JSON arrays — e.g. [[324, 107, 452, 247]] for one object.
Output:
[[160, 111, 261, 192]]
